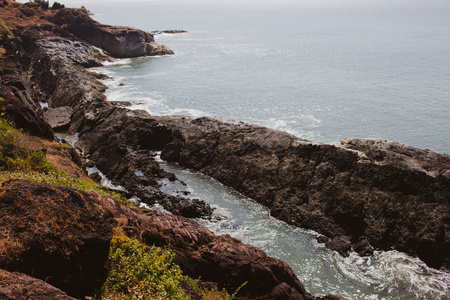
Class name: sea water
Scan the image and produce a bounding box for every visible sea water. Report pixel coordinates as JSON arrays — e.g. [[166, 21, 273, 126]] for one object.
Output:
[[79, 0, 450, 298], [84, 0, 450, 155]]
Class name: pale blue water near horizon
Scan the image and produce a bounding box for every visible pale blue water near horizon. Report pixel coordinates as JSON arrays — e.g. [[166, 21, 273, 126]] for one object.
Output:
[[68, 0, 450, 298], [83, 0, 450, 155]]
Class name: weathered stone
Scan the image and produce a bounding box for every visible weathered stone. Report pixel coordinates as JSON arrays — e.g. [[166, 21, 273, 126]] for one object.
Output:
[[325, 236, 352, 257], [43, 106, 73, 131], [157, 116, 450, 269], [50, 8, 174, 58], [0, 269, 76, 300], [0, 180, 336, 299], [0, 59, 54, 139], [0, 180, 117, 298]]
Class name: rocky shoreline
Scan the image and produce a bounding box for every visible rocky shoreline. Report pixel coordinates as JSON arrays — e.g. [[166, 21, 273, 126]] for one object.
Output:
[[0, 1, 342, 299], [0, 0, 449, 298]]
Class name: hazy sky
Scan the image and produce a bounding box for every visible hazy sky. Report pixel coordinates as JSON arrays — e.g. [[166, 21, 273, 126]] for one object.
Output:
[[17, 0, 450, 9]]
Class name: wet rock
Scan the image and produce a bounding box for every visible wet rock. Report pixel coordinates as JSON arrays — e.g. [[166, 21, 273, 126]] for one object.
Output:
[[325, 236, 352, 257], [316, 235, 329, 244], [157, 116, 450, 269], [0, 269, 75, 300], [353, 237, 374, 256], [151, 30, 188, 35]]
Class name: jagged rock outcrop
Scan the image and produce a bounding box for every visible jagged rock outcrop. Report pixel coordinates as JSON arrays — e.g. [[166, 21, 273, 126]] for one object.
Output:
[[0, 180, 340, 300], [50, 7, 174, 57], [157, 116, 450, 269], [76, 106, 213, 218], [0, 269, 76, 300], [0, 59, 54, 139]]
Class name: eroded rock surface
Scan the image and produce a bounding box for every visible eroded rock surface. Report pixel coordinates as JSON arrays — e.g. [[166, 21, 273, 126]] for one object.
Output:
[[157, 116, 450, 269], [0, 180, 116, 298], [50, 7, 174, 57], [0, 59, 53, 139], [0, 180, 337, 299], [0, 269, 76, 300]]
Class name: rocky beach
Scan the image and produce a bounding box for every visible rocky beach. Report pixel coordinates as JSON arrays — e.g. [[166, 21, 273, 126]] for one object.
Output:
[[0, 1, 449, 299]]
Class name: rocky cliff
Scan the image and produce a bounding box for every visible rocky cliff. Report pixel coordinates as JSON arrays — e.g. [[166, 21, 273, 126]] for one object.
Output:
[[0, 1, 339, 299], [1, 0, 449, 298]]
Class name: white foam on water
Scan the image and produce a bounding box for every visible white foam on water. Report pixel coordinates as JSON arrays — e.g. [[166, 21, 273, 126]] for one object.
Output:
[[157, 159, 450, 299], [86, 166, 128, 192]]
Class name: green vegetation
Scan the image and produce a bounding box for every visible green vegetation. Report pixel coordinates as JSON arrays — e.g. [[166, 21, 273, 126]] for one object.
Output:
[[102, 234, 242, 300], [0, 118, 55, 173], [0, 118, 127, 204], [102, 235, 188, 300]]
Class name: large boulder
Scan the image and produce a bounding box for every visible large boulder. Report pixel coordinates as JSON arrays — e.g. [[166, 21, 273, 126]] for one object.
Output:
[[0, 180, 117, 298]]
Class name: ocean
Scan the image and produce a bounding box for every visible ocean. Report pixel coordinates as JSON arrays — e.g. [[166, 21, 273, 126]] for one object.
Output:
[[82, 0, 450, 155], [79, 0, 450, 298]]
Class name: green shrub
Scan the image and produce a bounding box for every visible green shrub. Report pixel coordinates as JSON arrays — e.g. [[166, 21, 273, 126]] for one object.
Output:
[[0, 118, 55, 173], [103, 236, 188, 300]]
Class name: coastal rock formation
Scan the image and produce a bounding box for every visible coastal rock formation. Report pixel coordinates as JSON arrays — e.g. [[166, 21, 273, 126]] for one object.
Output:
[[75, 106, 213, 218], [0, 269, 76, 300], [0, 0, 173, 58], [0, 180, 338, 300], [50, 7, 174, 57], [0, 180, 116, 298], [157, 116, 450, 269], [0, 59, 54, 139]]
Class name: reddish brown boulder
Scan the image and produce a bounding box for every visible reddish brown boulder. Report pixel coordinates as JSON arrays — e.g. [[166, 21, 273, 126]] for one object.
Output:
[[0, 180, 117, 298], [0, 269, 76, 300]]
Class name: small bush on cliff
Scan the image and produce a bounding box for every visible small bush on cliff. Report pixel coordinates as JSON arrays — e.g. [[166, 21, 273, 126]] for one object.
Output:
[[0, 118, 55, 173], [102, 235, 188, 300]]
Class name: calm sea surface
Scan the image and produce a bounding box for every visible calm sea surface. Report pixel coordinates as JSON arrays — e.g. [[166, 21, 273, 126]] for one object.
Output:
[[85, 0, 450, 154], [82, 0, 450, 298]]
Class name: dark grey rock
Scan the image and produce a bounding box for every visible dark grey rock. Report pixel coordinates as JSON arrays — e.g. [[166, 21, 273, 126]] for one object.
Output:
[[43, 106, 73, 131]]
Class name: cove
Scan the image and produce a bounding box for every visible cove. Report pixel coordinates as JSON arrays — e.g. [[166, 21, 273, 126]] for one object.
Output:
[[157, 156, 450, 299]]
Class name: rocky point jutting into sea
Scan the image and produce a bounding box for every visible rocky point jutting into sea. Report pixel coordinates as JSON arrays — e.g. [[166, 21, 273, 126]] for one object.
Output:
[[0, 0, 449, 299]]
